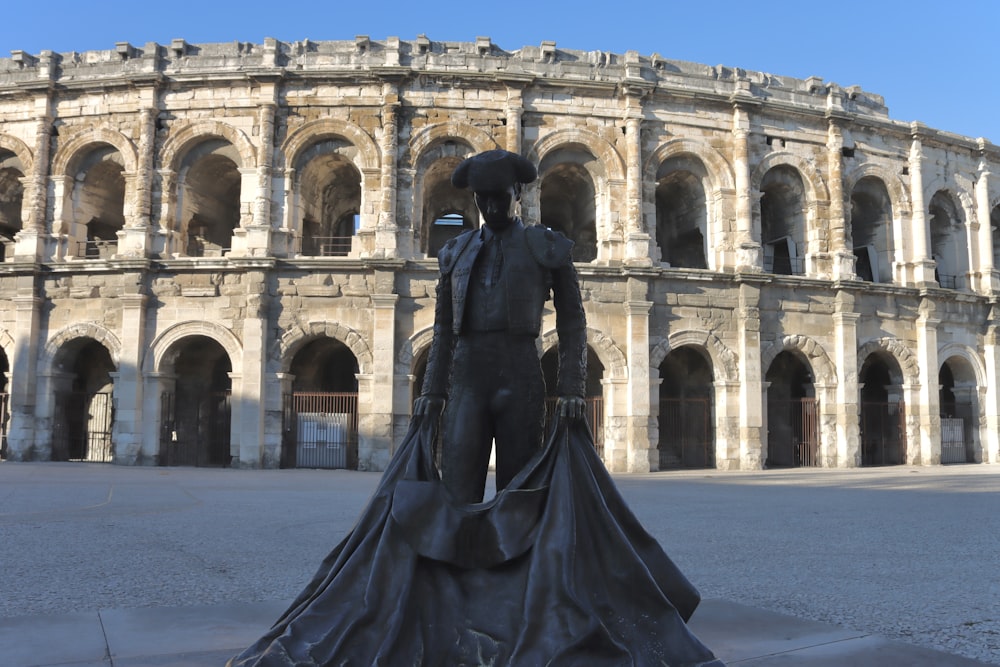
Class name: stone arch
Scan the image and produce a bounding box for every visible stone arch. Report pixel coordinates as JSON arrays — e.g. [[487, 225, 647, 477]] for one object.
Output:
[[857, 337, 919, 384], [845, 162, 911, 216], [396, 326, 435, 376], [281, 118, 381, 172], [407, 122, 499, 167], [160, 120, 257, 172], [761, 335, 838, 386], [277, 321, 373, 376], [922, 176, 975, 220], [751, 151, 829, 203], [42, 322, 122, 374], [540, 326, 628, 381], [50, 127, 138, 176], [0, 134, 34, 175], [643, 138, 736, 193], [147, 321, 243, 374], [528, 128, 626, 183], [937, 342, 987, 388], [650, 330, 739, 383]]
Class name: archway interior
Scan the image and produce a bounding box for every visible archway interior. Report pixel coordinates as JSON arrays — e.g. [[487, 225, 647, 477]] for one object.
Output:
[[850, 176, 893, 283], [928, 190, 967, 289], [73, 145, 125, 256], [178, 139, 241, 256], [658, 346, 714, 469], [759, 165, 806, 275], [290, 337, 359, 393], [541, 345, 605, 450], [540, 148, 598, 263], [52, 338, 115, 461], [419, 148, 477, 258], [991, 203, 1000, 271], [297, 139, 361, 257], [0, 347, 7, 459], [0, 150, 25, 258], [939, 357, 977, 463], [764, 350, 816, 467], [655, 156, 708, 269], [164, 335, 232, 466], [859, 353, 905, 466]]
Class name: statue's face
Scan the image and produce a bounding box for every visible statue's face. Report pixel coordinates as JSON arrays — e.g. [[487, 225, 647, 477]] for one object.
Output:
[[475, 186, 518, 229]]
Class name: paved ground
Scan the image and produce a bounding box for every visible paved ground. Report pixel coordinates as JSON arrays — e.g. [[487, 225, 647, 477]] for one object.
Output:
[[0, 461, 997, 665]]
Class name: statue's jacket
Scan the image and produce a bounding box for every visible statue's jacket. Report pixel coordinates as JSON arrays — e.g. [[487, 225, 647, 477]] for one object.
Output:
[[422, 218, 587, 399]]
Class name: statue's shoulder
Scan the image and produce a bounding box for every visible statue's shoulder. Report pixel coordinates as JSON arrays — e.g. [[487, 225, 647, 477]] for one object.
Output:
[[525, 225, 574, 269], [437, 229, 477, 274]]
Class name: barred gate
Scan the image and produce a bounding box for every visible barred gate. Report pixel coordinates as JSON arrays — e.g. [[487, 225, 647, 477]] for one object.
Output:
[[940, 404, 974, 464], [767, 398, 819, 467], [860, 401, 906, 466], [52, 391, 114, 462], [659, 398, 713, 469], [283, 392, 359, 469], [159, 390, 231, 466], [0, 393, 9, 460]]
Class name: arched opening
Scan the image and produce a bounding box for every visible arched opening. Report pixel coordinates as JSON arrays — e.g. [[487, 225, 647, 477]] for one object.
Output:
[[658, 346, 714, 469], [991, 203, 1000, 273], [655, 156, 708, 269], [541, 345, 605, 456], [540, 148, 598, 263], [296, 140, 361, 257], [159, 336, 232, 466], [51, 339, 116, 462], [928, 190, 968, 290], [283, 337, 360, 469], [765, 350, 818, 467], [71, 145, 125, 259], [0, 348, 9, 460], [421, 156, 477, 257], [177, 139, 241, 257], [850, 176, 894, 283], [759, 165, 806, 275], [939, 357, 979, 464], [0, 150, 25, 261], [859, 353, 906, 466]]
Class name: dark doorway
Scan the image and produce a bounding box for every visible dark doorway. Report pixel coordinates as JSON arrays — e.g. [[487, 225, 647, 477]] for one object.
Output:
[[765, 351, 818, 467], [52, 339, 115, 462], [658, 347, 714, 469], [859, 354, 906, 466], [541, 346, 605, 457]]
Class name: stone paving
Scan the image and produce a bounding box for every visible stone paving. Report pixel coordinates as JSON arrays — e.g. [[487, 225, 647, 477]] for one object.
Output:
[[0, 461, 997, 665]]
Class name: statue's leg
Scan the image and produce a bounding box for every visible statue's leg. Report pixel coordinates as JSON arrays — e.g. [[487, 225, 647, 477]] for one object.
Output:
[[440, 340, 495, 504], [493, 341, 545, 492]]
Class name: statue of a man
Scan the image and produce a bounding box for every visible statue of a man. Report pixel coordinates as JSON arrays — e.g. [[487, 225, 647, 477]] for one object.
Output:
[[414, 149, 588, 504]]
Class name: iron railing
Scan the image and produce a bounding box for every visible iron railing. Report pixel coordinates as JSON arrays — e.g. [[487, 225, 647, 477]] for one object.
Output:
[[860, 400, 906, 466], [0, 392, 8, 460], [283, 392, 359, 469], [159, 390, 231, 466], [659, 397, 713, 469], [52, 391, 114, 462], [308, 236, 353, 257]]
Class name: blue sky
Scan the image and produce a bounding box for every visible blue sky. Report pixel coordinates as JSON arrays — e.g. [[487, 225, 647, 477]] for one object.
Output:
[[3, 0, 998, 143]]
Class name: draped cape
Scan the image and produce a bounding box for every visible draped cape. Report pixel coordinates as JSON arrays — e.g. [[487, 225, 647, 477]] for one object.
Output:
[[229, 416, 724, 666]]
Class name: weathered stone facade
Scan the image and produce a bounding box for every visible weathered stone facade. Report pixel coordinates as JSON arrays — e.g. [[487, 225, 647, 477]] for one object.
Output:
[[1, 36, 998, 471]]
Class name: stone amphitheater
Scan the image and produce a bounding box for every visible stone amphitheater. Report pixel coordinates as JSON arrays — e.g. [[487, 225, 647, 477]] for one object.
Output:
[[0, 35, 997, 472]]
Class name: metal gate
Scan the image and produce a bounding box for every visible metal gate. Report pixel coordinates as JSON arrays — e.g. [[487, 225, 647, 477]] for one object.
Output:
[[159, 390, 231, 466], [940, 404, 973, 464], [52, 391, 114, 462], [0, 392, 9, 460], [659, 398, 713, 469], [283, 392, 359, 469], [544, 397, 604, 460], [767, 398, 819, 467], [860, 400, 906, 466]]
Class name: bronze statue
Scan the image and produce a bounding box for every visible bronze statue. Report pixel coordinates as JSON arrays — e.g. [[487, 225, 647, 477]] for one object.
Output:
[[414, 149, 587, 504], [229, 150, 725, 667]]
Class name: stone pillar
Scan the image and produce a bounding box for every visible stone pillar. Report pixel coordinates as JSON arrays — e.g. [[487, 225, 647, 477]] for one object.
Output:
[[983, 305, 1000, 464], [234, 272, 268, 467], [623, 113, 654, 266], [5, 295, 43, 460], [505, 86, 523, 155], [155, 169, 178, 256], [908, 126, 935, 285], [603, 376, 628, 472], [975, 164, 996, 292], [714, 380, 742, 469], [364, 291, 398, 470], [915, 298, 940, 465], [624, 281, 653, 471], [827, 118, 855, 279], [732, 102, 760, 271], [737, 282, 763, 468], [372, 81, 402, 258], [113, 290, 148, 464], [13, 94, 52, 260], [833, 290, 861, 466], [233, 99, 277, 257], [117, 107, 156, 257], [142, 372, 174, 464]]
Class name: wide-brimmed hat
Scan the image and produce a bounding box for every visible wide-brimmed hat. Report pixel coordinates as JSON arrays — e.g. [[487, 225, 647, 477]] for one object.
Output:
[[451, 149, 537, 192]]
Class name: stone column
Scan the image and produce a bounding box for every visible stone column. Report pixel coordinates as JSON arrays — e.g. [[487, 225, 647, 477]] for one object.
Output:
[[975, 163, 996, 292], [14, 93, 53, 260], [623, 113, 654, 266], [234, 99, 277, 257], [5, 295, 42, 460], [833, 290, 861, 466], [113, 290, 147, 464], [737, 282, 763, 468], [984, 306, 1000, 464], [915, 298, 940, 465], [908, 126, 935, 285], [234, 272, 268, 467], [732, 101, 760, 271], [142, 372, 174, 464], [714, 380, 741, 469], [365, 290, 398, 470], [827, 118, 855, 279], [155, 169, 178, 256], [624, 279, 653, 471], [117, 106, 156, 257], [505, 86, 523, 155], [372, 81, 402, 258]]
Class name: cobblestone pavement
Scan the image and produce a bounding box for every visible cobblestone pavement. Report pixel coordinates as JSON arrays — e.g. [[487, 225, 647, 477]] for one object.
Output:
[[1, 461, 997, 665]]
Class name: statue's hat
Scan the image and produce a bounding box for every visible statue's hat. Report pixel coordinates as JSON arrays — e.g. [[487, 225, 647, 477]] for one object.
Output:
[[451, 149, 537, 192]]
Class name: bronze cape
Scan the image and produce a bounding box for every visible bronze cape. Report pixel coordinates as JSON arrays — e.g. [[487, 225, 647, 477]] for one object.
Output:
[[229, 417, 724, 666]]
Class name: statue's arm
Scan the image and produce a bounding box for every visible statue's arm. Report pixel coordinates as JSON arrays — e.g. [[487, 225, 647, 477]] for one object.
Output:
[[414, 267, 454, 416], [552, 259, 587, 410]]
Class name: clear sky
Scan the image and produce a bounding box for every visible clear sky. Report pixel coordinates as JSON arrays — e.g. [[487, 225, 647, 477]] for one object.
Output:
[[3, 0, 997, 143]]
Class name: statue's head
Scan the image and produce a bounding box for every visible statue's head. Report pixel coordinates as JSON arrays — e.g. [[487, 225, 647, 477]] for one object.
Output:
[[452, 149, 537, 230]]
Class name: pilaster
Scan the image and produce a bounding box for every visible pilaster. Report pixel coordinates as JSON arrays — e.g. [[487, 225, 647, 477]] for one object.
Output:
[[732, 100, 760, 271], [364, 290, 399, 470], [827, 118, 855, 279], [984, 303, 1000, 464], [6, 295, 43, 460], [907, 125, 936, 285], [112, 290, 148, 464], [737, 282, 763, 467], [13, 94, 53, 261], [916, 297, 940, 464], [234, 272, 268, 467], [833, 290, 861, 466], [624, 286, 653, 471]]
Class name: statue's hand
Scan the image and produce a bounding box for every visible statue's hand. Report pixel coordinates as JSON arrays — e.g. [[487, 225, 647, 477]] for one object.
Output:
[[413, 395, 446, 418], [557, 396, 586, 421]]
